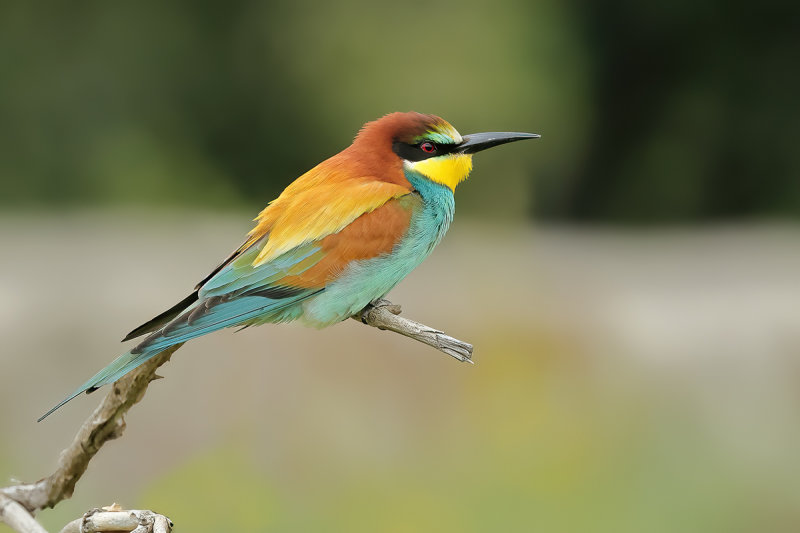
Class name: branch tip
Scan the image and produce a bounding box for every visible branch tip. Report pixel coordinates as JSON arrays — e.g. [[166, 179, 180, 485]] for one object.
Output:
[[355, 299, 474, 363]]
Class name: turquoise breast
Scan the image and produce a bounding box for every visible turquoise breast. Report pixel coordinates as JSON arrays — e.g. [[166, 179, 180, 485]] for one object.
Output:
[[299, 171, 455, 327]]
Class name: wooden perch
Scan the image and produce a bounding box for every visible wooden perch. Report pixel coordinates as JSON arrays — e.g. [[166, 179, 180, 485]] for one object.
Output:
[[0, 300, 472, 532]]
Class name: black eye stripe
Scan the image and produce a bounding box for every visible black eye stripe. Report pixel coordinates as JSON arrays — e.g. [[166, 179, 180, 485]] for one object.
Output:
[[392, 141, 457, 162]]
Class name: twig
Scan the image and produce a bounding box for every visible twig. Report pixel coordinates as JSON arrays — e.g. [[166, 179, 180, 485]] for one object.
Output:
[[0, 299, 472, 532], [355, 299, 474, 363]]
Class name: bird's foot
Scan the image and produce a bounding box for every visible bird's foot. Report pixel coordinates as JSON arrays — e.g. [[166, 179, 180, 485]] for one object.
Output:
[[359, 299, 402, 325]]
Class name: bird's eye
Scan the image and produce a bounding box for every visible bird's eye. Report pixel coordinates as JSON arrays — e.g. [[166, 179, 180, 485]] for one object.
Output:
[[420, 142, 436, 154]]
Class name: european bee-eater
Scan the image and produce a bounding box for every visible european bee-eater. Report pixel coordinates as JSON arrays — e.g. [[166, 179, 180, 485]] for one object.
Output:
[[39, 112, 538, 421]]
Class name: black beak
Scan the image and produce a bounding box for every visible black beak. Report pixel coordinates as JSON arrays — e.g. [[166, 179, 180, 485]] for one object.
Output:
[[456, 131, 540, 154]]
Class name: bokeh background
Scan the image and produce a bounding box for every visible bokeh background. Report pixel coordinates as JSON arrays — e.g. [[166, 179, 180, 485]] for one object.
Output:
[[2, 1, 799, 532]]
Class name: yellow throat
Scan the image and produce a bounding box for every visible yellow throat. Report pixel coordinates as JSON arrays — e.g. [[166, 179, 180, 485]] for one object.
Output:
[[407, 153, 474, 192]]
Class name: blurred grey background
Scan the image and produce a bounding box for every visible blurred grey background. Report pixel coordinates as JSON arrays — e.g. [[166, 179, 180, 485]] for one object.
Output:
[[1, 1, 799, 532]]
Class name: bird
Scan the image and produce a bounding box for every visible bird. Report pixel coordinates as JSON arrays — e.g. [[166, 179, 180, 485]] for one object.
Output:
[[39, 111, 538, 421]]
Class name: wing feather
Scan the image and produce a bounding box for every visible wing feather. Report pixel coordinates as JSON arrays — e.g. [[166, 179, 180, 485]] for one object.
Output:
[[245, 167, 411, 265], [124, 177, 415, 345]]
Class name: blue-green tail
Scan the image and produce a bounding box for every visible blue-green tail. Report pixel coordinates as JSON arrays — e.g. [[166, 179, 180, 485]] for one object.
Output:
[[38, 288, 321, 422], [37, 349, 162, 422]]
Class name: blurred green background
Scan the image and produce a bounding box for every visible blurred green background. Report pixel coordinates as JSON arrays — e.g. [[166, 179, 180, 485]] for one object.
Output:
[[2, 1, 800, 532], [3, 0, 799, 222]]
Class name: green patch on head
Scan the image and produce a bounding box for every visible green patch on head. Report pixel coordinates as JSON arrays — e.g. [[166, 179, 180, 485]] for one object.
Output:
[[414, 121, 463, 145]]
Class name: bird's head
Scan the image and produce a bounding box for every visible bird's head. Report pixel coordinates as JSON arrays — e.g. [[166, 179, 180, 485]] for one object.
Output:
[[352, 112, 539, 191]]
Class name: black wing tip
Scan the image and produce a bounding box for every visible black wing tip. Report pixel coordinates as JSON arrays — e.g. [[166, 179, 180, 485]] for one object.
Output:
[[121, 326, 148, 342], [122, 291, 200, 342]]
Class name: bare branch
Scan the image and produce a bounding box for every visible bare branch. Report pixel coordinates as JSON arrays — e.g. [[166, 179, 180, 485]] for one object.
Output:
[[355, 299, 474, 363], [1, 343, 182, 518], [1, 298, 471, 532]]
